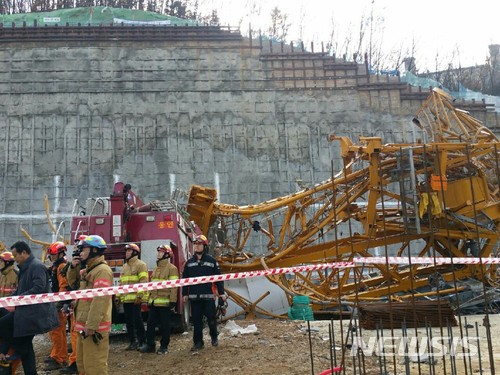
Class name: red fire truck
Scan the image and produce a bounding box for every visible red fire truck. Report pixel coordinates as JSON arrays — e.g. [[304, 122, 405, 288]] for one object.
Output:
[[70, 182, 198, 331]]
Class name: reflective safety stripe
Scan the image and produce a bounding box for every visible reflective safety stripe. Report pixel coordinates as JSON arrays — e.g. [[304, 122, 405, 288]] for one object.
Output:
[[94, 278, 112, 288], [74, 321, 112, 332], [138, 271, 148, 280], [151, 275, 178, 282], [122, 294, 139, 303], [186, 262, 215, 268], [120, 275, 140, 283], [188, 294, 214, 299], [149, 297, 170, 306]]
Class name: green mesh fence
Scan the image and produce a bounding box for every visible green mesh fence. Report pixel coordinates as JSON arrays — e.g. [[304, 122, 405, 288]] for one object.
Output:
[[402, 71, 500, 111], [0, 6, 197, 27]]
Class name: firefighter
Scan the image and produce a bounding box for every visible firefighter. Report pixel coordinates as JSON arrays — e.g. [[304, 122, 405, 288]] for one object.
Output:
[[67, 235, 113, 375], [0, 252, 17, 298], [116, 243, 148, 350], [44, 241, 70, 371], [182, 235, 227, 351], [139, 244, 179, 354], [60, 234, 87, 375], [0, 251, 21, 375]]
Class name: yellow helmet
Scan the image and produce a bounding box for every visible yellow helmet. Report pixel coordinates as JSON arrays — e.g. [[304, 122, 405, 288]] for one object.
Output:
[[194, 235, 208, 245], [125, 243, 141, 253], [157, 244, 174, 257]]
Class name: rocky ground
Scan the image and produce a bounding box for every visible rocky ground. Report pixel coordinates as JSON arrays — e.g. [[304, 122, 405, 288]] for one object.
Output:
[[30, 315, 500, 375]]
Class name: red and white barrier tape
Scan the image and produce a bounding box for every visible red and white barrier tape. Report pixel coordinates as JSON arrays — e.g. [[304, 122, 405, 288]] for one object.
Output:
[[354, 256, 500, 265], [0, 262, 353, 308], [0, 257, 497, 308]]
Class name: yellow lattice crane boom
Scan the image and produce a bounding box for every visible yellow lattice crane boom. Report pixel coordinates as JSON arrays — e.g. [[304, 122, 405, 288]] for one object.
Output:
[[187, 89, 500, 309]]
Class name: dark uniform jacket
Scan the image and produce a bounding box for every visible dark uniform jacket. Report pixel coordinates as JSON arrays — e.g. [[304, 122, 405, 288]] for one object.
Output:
[[13, 254, 60, 337], [181, 253, 224, 300]]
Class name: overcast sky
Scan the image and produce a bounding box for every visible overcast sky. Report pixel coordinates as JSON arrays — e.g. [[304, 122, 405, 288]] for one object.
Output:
[[201, 0, 498, 71]]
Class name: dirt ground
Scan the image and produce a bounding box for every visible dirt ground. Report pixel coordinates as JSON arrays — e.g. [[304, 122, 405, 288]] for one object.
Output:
[[30, 314, 500, 375], [31, 318, 376, 375]]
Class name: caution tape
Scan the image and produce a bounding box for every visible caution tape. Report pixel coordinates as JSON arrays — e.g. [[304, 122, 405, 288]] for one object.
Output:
[[353, 256, 500, 265], [0, 262, 353, 308], [0, 257, 498, 308]]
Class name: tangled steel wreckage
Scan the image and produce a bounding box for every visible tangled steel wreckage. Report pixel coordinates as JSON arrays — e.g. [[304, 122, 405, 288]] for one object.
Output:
[[187, 88, 500, 318]]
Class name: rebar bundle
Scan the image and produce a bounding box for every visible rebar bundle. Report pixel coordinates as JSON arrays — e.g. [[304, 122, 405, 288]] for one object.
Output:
[[359, 300, 458, 329]]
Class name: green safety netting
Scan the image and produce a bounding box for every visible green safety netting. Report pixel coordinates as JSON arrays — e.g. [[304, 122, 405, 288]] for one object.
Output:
[[401, 71, 500, 112], [0, 6, 197, 27]]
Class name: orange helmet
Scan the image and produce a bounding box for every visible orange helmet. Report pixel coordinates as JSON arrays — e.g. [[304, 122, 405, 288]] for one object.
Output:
[[0, 251, 14, 263], [125, 243, 140, 253], [47, 241, 67, 256], [157, 244, 173, 257], [194, 235, 208, 245]]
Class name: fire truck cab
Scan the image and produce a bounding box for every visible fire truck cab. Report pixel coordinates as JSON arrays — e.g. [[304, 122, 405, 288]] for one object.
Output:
[[70, 182, 197, 332]]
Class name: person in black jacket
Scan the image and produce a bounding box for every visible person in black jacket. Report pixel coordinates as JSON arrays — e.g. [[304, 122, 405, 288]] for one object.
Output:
[[0, 241, 59, 375], [182, 235, 227, 351]]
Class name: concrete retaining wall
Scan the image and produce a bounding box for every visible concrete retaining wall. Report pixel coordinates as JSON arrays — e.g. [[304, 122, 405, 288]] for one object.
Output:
[[0, 34, 497, 248]]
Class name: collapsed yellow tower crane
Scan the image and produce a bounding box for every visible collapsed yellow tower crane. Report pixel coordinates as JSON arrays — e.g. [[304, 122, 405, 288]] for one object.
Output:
[[187, 88, 500, 310]]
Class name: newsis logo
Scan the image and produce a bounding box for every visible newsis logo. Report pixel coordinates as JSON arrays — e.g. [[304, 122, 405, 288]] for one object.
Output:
[[350, 336, 480, 357]]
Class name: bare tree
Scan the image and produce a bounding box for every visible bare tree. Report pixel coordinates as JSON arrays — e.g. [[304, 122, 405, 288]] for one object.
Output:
[[198, 8, 219, 26], [354, 11, 367, 62], [488, 44, 500, 95], [340, 23, 353, 60], [239, 0, 262, 38], [268, 6, 290, 42], [325, 14, 337, 56], [0, 0, 13, 13], [297, 4, 306, 43]]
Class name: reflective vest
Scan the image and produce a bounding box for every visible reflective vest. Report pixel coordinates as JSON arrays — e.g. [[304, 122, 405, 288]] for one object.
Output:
[[148, 259, 179, 307], [118, 256, 148, 303], [67, 256, 113, 332], [0, 265, 18, 297]]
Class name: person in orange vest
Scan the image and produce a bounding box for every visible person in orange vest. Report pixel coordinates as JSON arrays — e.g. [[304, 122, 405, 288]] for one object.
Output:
[[139, 244, 178, 354], [67, 235, 113, 374], [44, 241, 70, 371], [0, 251, 21, 375], [59, 234, 87, 375], [116, 243, 148, 350]]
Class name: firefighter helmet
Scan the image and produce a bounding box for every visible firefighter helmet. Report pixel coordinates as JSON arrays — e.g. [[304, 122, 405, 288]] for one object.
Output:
[[78, 235, 107, 250], [0, 251, 14, 263], [194, 235, 208, 245], [125, 243, 140, 253], [47, 241, 67, 255], [74, 234, 87, 245], [157, 244, 173, 257]]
